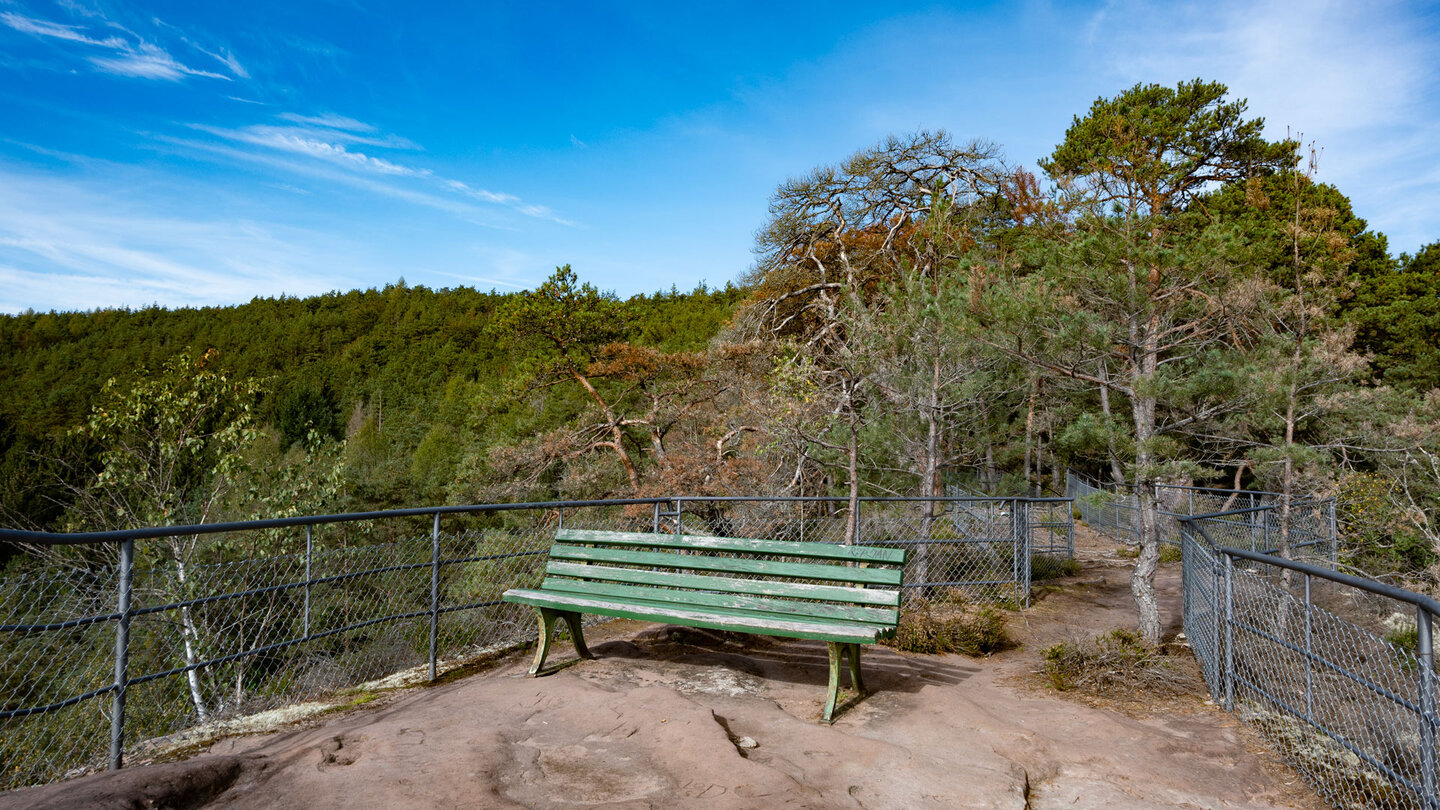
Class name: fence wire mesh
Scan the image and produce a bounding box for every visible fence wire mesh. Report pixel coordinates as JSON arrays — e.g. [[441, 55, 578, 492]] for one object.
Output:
[[0, 495, 1071, 792], [1067, 471, 1338, 562], [1182, 517, 1440, 810], [671, 497, 1073, 604]]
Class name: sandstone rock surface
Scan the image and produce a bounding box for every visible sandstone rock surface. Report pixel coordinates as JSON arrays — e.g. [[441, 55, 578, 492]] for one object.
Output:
[[0, 536, 1325, 809]]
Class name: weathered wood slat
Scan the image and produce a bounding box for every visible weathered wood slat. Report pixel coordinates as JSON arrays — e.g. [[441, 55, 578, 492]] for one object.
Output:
[[555, 528, 906, 565], [502, 588, 883, 644], [533, 583, 889, 632], [544, 561, 900, 607], [503, 528, 905, 723], [539, 577, 900, 626], [549, 544, 903, 586]]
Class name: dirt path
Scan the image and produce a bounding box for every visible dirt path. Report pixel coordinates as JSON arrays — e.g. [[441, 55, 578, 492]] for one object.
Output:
[[2, 529, 1327, 809]]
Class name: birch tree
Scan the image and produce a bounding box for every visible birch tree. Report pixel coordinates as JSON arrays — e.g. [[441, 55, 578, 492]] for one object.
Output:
[[63, 349, 262, 722]]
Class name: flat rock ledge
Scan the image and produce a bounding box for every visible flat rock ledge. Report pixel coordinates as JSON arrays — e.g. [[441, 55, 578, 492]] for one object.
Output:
[[0, 556, 1326, 809]]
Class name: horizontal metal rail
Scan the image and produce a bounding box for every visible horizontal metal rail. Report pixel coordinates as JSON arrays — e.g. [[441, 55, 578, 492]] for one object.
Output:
[[0, 493, 1073, 788], [1213, 541, 1440, 618], [1179, 513, 1439, 810], [0, 498, 672, 546]]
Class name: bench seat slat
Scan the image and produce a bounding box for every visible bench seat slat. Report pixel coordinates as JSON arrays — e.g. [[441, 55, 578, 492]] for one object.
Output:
[[539, 577, 900, 626], [550, 544, 903, 586], [556, 529, 906, 565], [544, 562, 900, 607], [503, 588, 886, 645]]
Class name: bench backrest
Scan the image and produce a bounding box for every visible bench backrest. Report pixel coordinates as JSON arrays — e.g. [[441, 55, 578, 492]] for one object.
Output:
[[539, 528, 906, 630]]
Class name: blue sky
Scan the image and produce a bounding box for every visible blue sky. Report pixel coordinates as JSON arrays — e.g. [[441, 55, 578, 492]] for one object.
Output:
[[1, 1, 1437, 313]]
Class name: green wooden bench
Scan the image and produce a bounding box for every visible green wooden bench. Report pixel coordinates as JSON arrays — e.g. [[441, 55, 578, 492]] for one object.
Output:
[[501, 528, 906, 723]]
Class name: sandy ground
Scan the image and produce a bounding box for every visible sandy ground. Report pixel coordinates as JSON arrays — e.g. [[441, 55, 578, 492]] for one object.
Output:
[[2, 529, 1328, 809]]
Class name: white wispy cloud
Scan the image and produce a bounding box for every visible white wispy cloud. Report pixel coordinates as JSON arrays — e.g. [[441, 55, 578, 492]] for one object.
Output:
[[227, 128, 429, 176], [194, 44, 248, 79], [156, 133, 521, 229], [0, 10, 124, 47], [1087, 0, 1428, 136], [89, 41, 230, 81], [1084, 0, 1440, 252], [0, 168, 351, 313], [278, 113, 376, 132], [1, 8, 241, 82], [189, 117, 574, 225], [431, 269, 528, 290], [256, 118, 422, 151]]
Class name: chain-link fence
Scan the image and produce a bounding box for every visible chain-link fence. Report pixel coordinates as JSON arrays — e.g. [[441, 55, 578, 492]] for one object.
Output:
[[1, 494, 1072, 792], [1181, 514, 1439, 810], [667, 496, 1072, 604], [0, 500, 647, 792], [1067, 470, 1338, 562]]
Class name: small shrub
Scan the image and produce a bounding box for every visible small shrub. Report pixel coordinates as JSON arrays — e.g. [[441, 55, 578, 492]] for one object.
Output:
[[1039, 629, 1190, 697], [1042, 641, 1081, 690], [886, 598, 1013, 657], [1113, 545, 1181, 563], [1031, 554, 1082, 580], [1383, 612, 1419, 654]]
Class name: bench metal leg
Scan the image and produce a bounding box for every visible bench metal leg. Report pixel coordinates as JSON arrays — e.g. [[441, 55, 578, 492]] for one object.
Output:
[[847, 643, 865, 695], [823, 642, 866, 723], [562, 611, 594, 661], [528, 608, 594, 677]]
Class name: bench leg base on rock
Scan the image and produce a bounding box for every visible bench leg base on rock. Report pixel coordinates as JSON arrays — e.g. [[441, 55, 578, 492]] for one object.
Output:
[[823, 642, 866, 724], [527, 608, 595, 676]]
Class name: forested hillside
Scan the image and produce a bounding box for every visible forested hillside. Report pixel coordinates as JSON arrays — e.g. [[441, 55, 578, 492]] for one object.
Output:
[[0, 281, 744, 530], [3, 80, 1440, 639]]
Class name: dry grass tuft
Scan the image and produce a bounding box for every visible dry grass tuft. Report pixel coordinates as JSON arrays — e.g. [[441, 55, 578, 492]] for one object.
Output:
[[885, 596, 1013, 657], [1041, 628, 1194, 697]]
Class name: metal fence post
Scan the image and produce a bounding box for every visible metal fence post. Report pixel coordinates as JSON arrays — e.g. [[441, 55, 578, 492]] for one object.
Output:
[[1328, 500, 1339, 564], [1210, 535, 1223, 700], [1304, 574, 1314, 724], [1066, 501, 1075, 558], [428, 512, 440, 682], [303, 525, 312, 639], [652, 501, 661, 532], [1419, 605, 1437, 808], [1020, 501, 1031, 607], [1223, 552, 1236, 712], [675, 498, 683, 535], [109, 538, 134, 771], [1010, 500, 1025, 606]]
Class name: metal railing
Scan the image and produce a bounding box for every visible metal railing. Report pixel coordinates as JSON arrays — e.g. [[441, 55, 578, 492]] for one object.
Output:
[[1181, 513, 1439, 810], [0, 494, 1071, 791], [1066, 470, 1338, 561]]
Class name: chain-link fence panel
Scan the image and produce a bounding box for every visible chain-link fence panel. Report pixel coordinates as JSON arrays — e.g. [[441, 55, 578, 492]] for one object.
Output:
[[1181, 506, 1337, 567], [1181, 527, 1223, 698], [0, 562, 116, 789], [1067, 471, 1141, 544], [667, 497, 1069, 606], [1, 495, 1074, 791], [1067, 471, 1338, 564], [0, 504, 607, 791], [1182, 517, 1440, 810]]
